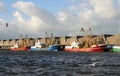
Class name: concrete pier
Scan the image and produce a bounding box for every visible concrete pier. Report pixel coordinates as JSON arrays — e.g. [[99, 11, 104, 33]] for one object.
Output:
[[0, 34, 120, 50]]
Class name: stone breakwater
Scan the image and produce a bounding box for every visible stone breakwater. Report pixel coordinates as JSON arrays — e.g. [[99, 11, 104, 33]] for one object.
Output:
[[0, 34, 117, 49], [0, 50, 120, 76]]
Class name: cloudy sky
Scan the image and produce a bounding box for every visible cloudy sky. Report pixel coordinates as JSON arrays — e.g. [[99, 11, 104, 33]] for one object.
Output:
[[0, 0, 120, 39]]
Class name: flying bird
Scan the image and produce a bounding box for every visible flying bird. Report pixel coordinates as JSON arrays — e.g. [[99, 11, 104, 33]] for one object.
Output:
[[6, 23, 8, 27]]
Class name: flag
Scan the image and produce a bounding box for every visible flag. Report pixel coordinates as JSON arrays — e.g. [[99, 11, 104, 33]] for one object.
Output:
[[80, 28, 85, 32]]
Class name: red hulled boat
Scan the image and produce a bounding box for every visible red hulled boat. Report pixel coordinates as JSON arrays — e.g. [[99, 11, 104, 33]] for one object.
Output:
[[10, 42, 30, 51], [10, 47, 29, 51], [65, 45, 104, 52], [65, 41, 105, 52]]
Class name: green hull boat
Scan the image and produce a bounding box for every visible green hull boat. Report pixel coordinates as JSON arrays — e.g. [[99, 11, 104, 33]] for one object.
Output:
[[112, 46, 120, 52]]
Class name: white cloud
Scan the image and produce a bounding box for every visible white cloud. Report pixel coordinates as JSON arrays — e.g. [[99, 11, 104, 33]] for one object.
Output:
[[69, 0, 76, 3], [14, 11, 23, 22], [0, 2, 5, 12], [11, 0, 120, 37], [11, 1, 67, 38], [90, 0, 117, 19], [57, 0, 120, 35], [58, 11, 67, 21]]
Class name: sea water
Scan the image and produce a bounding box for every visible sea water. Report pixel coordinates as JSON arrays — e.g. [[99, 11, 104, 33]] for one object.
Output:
[[0, 50, 120, 76]]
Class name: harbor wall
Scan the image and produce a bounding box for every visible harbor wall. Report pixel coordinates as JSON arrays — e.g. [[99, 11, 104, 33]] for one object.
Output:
[[0, 34, 120, 49]]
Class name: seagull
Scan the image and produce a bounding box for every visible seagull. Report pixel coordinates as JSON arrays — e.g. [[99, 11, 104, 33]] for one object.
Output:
[[90, 62, 99, 67]]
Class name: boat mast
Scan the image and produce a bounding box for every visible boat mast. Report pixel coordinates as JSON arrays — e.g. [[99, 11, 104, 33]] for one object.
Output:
[[51, 33, 55, 45]]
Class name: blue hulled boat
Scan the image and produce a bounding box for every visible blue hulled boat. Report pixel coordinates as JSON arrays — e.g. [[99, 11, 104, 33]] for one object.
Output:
[[48, 45, 65, 51], [30, 40, 65, 51], [30, 40, 48, 51]]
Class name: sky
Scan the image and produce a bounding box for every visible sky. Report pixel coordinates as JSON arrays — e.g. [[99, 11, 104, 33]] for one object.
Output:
[[0, 0, 120, 39]]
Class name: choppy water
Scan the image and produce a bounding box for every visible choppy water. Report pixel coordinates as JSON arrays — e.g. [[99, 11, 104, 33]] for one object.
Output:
[[0, 50, 120, 76]]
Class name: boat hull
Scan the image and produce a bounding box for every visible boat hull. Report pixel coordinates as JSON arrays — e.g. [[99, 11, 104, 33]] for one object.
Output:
[[30, 48, 48, 51], [65, 47, 104, 52], [112, 46, 120, 52], [30, 45, 65, 51], [48, 45, 65, 51], [10, 47, 29, 51]]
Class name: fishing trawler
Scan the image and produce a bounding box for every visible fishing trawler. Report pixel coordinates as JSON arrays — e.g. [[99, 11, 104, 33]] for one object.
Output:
[[30, 40, 48, 51], [10, 38, 30, 51], [10, 42, 30, 51], [65, 28, 108, 52], [30, 40, 65, 51], [112, 45, 120, 52], [65, 40, 105, 52]]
